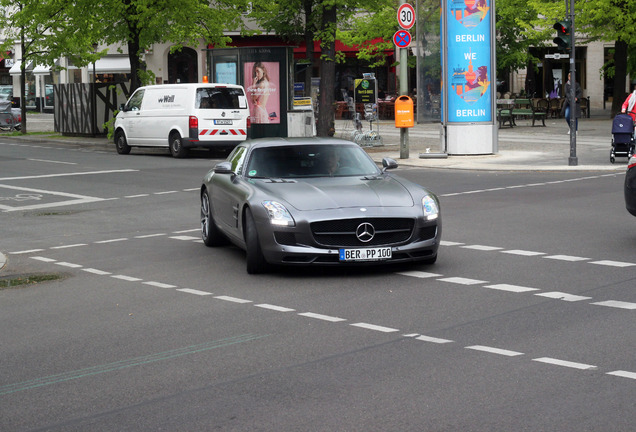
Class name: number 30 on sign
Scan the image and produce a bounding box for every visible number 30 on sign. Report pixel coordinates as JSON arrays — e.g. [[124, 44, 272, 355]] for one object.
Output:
[[397, 3, 415, 30]]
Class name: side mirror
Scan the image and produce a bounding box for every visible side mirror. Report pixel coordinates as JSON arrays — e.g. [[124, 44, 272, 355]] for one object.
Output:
[[213, 161, 233, 174], [382, 157, 398, 172], [119, 103, 126, 112]]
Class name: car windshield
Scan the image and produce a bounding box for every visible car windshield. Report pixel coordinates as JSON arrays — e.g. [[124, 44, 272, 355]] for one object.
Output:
[[245, 144, 380, 179]]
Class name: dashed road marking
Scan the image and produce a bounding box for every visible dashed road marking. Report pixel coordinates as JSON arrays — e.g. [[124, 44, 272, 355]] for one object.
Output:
[[256, 304, 296, 312], [215, 295, 252, 304], [177, 288, 213, 296], [298, 312, 346, 322], [143, 281, 177, 289], [437, 277, 488, 285], [532, 357, 597, 371], [543, 255, 590, 262], [350, 323, 399, 333], [591, 300, 636, 310], [535, 291, 592, 302], [461, 245, 504, 251], [589, 260, 635, 268], [111, 275, 142, 282], [466, 345, 524, 357], [607, 370, 636, 380], [484, 283, 539, 293]]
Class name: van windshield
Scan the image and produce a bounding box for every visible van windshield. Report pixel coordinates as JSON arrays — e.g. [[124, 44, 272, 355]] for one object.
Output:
[[196, 88, 244, 109]]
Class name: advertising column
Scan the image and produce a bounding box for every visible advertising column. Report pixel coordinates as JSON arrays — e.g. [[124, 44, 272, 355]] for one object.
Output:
[[443, 0, 496, 154]]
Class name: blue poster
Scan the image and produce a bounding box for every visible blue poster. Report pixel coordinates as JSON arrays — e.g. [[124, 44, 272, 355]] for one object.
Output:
[[446, 0, 492, 123]]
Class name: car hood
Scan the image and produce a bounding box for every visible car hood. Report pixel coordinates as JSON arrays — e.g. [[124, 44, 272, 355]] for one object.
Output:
[[254, 176, 415, 210]]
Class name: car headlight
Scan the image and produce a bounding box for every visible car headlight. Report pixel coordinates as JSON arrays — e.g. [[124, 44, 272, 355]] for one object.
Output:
[[422, 195, 439, 221], [262, 201, 295, 226]]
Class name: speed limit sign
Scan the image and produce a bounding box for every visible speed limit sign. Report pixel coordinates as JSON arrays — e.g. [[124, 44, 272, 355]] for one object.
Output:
[[397, 3, 415, 30]]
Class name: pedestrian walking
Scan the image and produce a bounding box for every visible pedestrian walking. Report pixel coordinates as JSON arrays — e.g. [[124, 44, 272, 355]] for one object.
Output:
[[620, 85, 636, 122], [561, 72, 582, 134]]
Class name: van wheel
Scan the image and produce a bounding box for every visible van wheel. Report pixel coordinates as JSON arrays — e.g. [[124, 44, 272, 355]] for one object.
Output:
[[115, 131, 131, 155], [169, 133, 188, 158]]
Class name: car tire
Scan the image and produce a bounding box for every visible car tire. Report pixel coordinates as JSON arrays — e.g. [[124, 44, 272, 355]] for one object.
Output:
[[201, 189, 227, 247], [244, 208, 268, 274], [115, 131, 131, 155], [169, 132, 188, 158]]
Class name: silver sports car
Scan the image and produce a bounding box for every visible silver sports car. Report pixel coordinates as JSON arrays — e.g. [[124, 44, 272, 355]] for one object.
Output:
[[200, 137, 441, 274]]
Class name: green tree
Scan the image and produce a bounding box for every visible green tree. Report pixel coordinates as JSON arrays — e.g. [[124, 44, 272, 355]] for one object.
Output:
[[0, 0, 100, 133], [250, 0, 389, 136], [93, 0, 247, 92]]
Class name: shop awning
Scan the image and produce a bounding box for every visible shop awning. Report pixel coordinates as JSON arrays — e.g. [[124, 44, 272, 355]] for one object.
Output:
[[33, 65, 51, 75], [94, 56, 131, 73], [9, 61, 32, 76]]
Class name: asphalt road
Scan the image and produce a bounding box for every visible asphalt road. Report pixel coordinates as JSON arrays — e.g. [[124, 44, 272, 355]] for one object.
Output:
[[1, 138, 635, 431]]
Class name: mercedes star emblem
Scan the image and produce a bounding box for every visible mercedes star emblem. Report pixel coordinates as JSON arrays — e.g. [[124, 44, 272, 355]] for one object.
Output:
[[356, 222, 375, 243]]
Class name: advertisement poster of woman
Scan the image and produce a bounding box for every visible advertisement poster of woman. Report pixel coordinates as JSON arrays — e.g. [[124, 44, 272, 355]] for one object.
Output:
[[245, 62, 280, 124]]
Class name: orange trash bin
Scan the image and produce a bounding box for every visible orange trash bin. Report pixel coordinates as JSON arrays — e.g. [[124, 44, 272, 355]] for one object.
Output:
[[394, 95, 414, 128]]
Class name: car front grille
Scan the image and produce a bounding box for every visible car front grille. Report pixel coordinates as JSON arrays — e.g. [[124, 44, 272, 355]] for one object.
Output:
[[311, 218, 415, 247]]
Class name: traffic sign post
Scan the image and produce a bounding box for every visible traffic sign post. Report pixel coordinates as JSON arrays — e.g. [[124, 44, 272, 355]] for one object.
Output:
[[397, 3, 415, 30]]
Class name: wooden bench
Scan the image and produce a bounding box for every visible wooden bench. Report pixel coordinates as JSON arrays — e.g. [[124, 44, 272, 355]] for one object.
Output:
[[497, 106, 514, 128], [511, 98, 547, 127]]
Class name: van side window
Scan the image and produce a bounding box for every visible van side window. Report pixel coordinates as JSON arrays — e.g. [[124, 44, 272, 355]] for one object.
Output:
[[196, 88, 244, 109], [125, 89, 145, 111]]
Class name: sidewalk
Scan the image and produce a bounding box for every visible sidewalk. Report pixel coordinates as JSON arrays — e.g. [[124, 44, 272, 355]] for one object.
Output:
[[1, 110, 628, 171]]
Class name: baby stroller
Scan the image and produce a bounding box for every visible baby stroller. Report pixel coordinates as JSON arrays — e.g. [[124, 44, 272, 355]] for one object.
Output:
[[610, 113, 635, 163], [0, 100, 21, 132]]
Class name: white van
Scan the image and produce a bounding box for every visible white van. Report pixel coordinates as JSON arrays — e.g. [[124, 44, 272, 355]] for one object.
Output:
[[114, 83, 250, 157]]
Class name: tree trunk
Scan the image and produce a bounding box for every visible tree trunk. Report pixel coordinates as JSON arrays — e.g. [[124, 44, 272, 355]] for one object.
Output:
[[303, 0, 314, 98], [611, 39, 628, 117], [316, 5, 337, 137]]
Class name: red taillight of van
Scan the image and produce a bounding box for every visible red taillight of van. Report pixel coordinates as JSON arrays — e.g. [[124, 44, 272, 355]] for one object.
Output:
[[189, 116, 198, 129], [246, 116, 251, 129]]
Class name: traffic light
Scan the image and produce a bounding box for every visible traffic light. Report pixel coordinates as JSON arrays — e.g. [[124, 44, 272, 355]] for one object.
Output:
[[553, 20, 571, 51]]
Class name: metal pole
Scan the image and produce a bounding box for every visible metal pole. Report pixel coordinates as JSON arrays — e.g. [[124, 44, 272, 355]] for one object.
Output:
[[399, 0, 409, 159], [568, 0, 577, 166]]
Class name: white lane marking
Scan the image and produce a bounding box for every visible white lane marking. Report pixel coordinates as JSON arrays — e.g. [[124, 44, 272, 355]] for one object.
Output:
[[94, 238, 128, 244], [10, 249, 45, 254], [154, 191, 178, 195], [134, 233, 166, 238], [177, 288, 213, 296], [51, 244, 88, 249], [350, 323, 399, 333], [396, 271, 442, 278], [31, 256, 56, 262], [461, 245, 503, 251], [591, 300, 636, 310], [589, 260, 635, 268], [501, 249, 546, 256], [440, 241, 464, 246], [437, 277, 487, 285], [484, 283, 539, 293], [170, 236, 200, 241], [414, 335, 454, 344], [183, 188, 199, 192], [543, 255, 590, 262], [256, 304, 296, 312], [173, 229, 200, 234], [607, 370, 636, 380], [124, 194, 150, 198], [55, 262, 82, 268], [535, 292, 592, 302], [111, 275, 143, 282], [532, 357, 597, 370], [298, 312, 347, 322], [466, 345, 524, 357], [0, 169, 138, 181], [0, 184, 105, 212], [27, 158, 77, 165], [143, 281, 177, 289], [82, 268, 111, 275], [214, 295, 252, 304]]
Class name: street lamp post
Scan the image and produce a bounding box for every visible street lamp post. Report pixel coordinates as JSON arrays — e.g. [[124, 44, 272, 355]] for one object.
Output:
[[92, 43, 98, 136]]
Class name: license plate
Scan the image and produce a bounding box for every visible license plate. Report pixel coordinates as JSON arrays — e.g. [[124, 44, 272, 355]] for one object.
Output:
[[339, 247, 392, 262], [214, 119, 233, 125]]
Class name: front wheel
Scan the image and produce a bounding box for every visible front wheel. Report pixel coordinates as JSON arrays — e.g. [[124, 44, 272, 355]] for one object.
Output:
[[115, 131, 131, 155], [169, 133, 188, 158], [244, 208, 268, 274], [201, 190, 227, 247]]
